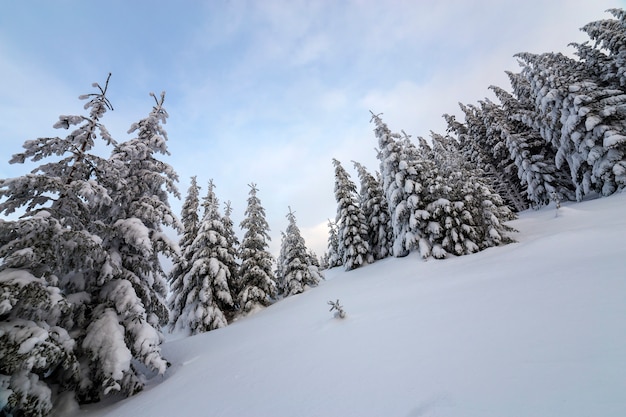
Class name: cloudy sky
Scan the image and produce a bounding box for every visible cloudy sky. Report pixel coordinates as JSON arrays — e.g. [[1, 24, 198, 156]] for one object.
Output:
[[1, 0, 623, 256]]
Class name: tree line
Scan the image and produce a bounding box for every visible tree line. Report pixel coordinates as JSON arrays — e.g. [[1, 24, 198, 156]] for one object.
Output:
[[325, 8, 626, 270]]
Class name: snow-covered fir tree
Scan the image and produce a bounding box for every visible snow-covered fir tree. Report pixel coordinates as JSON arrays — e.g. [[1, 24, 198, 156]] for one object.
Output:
[[274, 231, 287, 295], [168, 176, 201, 331], [370, 113, 412, 257], [426, 133, 516, 257], [103, 90, 180, 330], [332, 158, 371, 270], [278, 208, 320, 296], [324, 220, 342, 268], [575, 8, 626, 89], [514, 51, 626, 198], [76, 91, 179, 401], [222, 201, 241, 318], [488, 83, 575, 207], [237, 183, 277, 316], [0, 76, 177, 414], [445, 102, 529, 212], [169, 180, 234, 334], [352, 161, 393, 260], [306, 250, 325, 284]]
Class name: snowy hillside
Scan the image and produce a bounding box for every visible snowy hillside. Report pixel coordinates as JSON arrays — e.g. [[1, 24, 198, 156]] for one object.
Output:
[[81, 193, 626, 417]]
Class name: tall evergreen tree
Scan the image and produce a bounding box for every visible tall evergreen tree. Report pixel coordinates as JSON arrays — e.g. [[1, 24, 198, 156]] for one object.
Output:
[[515, 51, 626, 198], [104, 90, 180, 329], [168, 181, 234, 334], [0, 76, 177, 414], [324, 219, 342, 268], [279, 208, 319, 296], [237, 184, 277, 315], [352, 161, 393, 260], [445, 102, 529, 212], [575, 8, 626, 89], [427, 133, 516, 257], [222, 201, 241, 318], [370, 113, 412, 257], [332, 159, 371, 270], [168, 176, 201, 331], [274, 231, 287, 295], [489, 83, 575, 206]]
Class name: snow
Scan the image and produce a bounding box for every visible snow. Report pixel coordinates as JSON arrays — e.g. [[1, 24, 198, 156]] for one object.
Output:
[[80, 193, 626, 417]]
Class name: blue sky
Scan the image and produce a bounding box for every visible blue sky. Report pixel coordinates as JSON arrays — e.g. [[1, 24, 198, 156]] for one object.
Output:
[[1, 0, 623, 256]]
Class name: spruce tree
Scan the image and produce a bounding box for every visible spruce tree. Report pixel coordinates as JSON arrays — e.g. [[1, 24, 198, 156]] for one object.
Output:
[[445, 101, 529, 212], [352, 161, 393, 260], [237, 183, 277, 315], [576, 8, 626, 89], [370, 113, 411, 257], [168, 176, 201, 331], [222, 201, 241, 318], [170, 181, 234, 334], [0, 76, 175, 413], [0, 76, 113, 413], [324, 220, 342, 268], [279, 208, 319, 296], [103, 90, 180, 333], [427, 133, 516, 257], [488, 84, 575, 207], [332, 158, 371, 270]]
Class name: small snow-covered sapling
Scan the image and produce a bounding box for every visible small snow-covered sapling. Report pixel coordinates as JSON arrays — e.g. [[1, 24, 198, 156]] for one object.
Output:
[[328, 299, 346, 319]]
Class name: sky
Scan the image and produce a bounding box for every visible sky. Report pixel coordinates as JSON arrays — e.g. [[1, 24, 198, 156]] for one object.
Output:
[[1, 0, 624, 256]]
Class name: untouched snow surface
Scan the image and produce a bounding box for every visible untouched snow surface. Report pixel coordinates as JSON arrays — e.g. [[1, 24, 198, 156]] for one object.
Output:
[[82, 193, 626, 417]]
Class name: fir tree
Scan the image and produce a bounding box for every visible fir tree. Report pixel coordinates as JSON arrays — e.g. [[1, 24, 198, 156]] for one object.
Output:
[[427, 133, 516, 257], [279, 208, 319, 296], [352, 161, 393, 260], [489, 83, 575, 206], [168, 176, 201, 331], [170, 181, 234, 334], [222, 201, 241, 318], [332, 159, 371, 270], [274, 231, 287, 295], [370, 112, 412, 257], [515, 51, 626, 198], [237, 183, 277, 316], [576, 8, 626, 88], [324, 220, 342, 268], [101, 92, 180, 349], [445, 101, 529, 212], [0, 76, 175, 412]]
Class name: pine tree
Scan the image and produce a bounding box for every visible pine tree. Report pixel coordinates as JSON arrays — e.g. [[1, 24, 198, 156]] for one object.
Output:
[[489, 83, 575, 206], [279, 208, 319, 296], [306, 250, 325, 284], [324, 219, 342, 268], [222, 201, 241, 318], [0, 76, 175, 413], [445, 101, 529, 212], [575, 8, 626, 89], [237, 183, 277, 316], [515, 51, 626, 198], [274, 231, 287, 295], [73, 91, 179, 402], [170, 181, 234, 334], [104, 92, 180, 327], [332, 159, 371, 270], [168, 176, 201, 331], [427, 133, 516, 257], [370, 113, 412, 257], [352, 161, 393, 260]]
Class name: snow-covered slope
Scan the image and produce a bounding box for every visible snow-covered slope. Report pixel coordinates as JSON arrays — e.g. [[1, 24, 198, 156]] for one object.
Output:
[[82, 193, 626, 417]]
